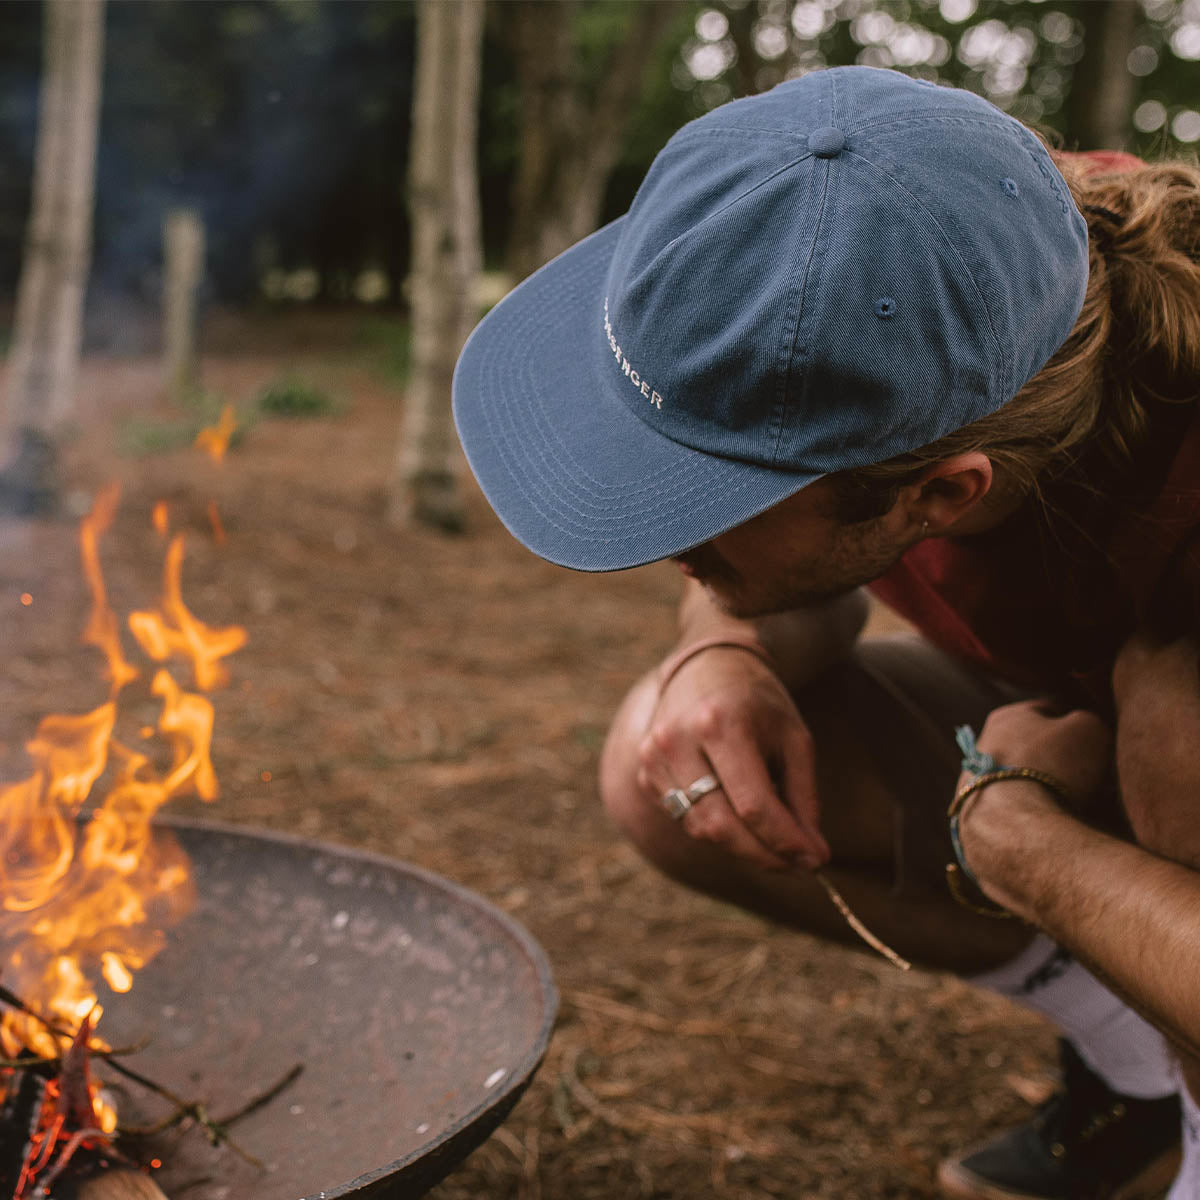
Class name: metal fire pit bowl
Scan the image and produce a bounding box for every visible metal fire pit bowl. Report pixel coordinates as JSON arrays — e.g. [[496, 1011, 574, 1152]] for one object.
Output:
[[95, 817, 558, 1200]]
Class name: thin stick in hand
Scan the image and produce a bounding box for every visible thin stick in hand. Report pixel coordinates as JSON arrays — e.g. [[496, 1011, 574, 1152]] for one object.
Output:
[[813, 868, 912, 971]]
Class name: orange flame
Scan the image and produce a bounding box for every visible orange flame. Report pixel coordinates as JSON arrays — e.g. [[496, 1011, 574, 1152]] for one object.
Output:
[[193, 403, 237, 463], [128, 534, 246, 691], [0, 490, 244, 1143], [80, 485, 138, 696], [151, 501, 169, 536]]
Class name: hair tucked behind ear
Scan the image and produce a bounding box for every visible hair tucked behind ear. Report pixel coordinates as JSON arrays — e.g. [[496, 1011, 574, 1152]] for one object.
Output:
[[828, 150, 1200, 524]]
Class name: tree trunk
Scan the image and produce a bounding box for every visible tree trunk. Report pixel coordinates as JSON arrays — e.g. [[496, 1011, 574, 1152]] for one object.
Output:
[[2, 0, 106, 513], [1067, 0, 1139, 150], [162, 207, 205, 404], [504, 1, 682, 284], [389, 0, 484, 531]]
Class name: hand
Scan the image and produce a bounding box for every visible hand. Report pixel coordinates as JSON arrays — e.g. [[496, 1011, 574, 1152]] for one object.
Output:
[[960, 699, 1114, 811], [635, 647, 830, 872], [955, 700, 1113, 905]]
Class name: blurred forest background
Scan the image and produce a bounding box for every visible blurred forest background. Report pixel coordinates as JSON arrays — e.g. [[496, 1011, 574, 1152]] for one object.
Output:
[[1, 0, 1198, 329], [2, 6, 1200, 1197]]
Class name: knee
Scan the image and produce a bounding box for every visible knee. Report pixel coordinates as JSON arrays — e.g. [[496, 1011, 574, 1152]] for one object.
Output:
[[598, 670, 659, 841], [598, 671, 695, 872]]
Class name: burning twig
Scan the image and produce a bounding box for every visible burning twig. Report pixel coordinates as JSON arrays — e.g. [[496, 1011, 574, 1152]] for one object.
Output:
[[0, 985, 300, 1180], [28, 1125, 113, 1194]]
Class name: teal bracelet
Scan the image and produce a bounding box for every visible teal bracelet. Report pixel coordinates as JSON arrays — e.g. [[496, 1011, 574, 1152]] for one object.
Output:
[[946, 725, 1070, 918], [950, 725, 1000, 887]]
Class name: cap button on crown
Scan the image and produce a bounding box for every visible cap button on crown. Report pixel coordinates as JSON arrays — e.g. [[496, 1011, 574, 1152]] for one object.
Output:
[[807, 126, 846, 158]]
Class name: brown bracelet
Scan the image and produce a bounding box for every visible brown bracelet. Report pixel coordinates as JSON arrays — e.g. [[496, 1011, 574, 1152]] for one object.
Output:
[[946, 766, 1070, 919], [657, 634, 777, 695], [948, 766, 1069, 821]]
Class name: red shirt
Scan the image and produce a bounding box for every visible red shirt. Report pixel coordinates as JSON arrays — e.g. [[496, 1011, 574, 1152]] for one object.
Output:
[[869, 150, 1199, 712]]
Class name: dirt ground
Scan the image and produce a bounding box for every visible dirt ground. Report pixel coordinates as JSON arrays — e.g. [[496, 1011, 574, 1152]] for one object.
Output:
[[0, 313, 1060, 1199]]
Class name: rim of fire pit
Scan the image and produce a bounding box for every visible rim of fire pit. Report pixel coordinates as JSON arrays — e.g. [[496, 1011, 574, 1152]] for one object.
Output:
[[153, 815, 559, 1199]]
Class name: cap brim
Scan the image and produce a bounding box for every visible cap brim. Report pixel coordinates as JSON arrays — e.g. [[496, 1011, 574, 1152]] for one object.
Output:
[[453, 219, 820, 572]]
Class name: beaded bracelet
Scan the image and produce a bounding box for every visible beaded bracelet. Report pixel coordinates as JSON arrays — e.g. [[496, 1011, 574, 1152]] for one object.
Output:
[[947, 726, 1070, 919]]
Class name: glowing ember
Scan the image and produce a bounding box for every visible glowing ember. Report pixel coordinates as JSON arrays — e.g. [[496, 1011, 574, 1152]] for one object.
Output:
[[193, 403, 237, 463], [0, 488, 246, 1194]]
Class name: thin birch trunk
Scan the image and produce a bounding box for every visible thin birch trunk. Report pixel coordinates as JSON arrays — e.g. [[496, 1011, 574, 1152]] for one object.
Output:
[[389, 0, 484, 531], [1068, 0, 1139, 150], [162, 207, 205, 403], [504, 1, 680, 283], [3, 0, 106, 512]]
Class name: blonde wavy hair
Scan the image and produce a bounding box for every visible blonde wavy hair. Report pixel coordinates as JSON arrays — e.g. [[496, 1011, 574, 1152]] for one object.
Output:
[[827, 150, 1200, 523]]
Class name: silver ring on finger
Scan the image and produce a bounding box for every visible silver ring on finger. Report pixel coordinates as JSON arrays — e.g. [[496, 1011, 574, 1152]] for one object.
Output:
[[660, 788, 694, 820], [660, 774, 723, 821], [685, 773, 721, 803]]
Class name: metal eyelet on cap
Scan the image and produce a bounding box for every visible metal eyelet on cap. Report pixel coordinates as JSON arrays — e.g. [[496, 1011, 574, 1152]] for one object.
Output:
[[1002, 177, 1020, 198], [874, 297, 897, 319]]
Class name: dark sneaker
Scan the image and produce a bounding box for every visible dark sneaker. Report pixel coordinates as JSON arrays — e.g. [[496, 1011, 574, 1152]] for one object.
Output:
[[938, 1040, 1182, 1200]]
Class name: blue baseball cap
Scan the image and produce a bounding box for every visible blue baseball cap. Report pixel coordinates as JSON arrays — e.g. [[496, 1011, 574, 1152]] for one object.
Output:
[[453, 66, 1089, 572]]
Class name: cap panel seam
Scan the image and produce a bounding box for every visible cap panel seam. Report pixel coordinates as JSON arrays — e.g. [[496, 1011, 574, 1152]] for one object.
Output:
[[669, 125, 813, 145], [847, 113, 1018, 139], [842, 148, 1007, 404], [622, 151, 814, 287], [828, 60, 845, 129], [769, 165, 830, 465]]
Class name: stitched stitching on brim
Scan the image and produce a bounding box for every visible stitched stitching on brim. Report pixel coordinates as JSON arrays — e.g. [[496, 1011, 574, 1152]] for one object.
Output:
[[465, 236, 811, 544]]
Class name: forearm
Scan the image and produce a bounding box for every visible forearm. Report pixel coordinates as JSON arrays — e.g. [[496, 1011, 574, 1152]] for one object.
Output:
[[964, 783, 1200, 1057], [677, 581, 870, 689]]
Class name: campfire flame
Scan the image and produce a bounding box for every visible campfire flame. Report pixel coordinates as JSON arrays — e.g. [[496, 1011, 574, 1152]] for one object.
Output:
[[0, 486, 245, 1184], [193, 403, 237, 463]]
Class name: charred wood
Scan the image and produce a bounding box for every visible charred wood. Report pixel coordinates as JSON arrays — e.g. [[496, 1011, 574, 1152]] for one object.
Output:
[[0, 1062, 47, 1197]]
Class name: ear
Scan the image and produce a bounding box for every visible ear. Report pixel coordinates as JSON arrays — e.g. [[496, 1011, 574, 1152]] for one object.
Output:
[[897, 453, 995, 535]]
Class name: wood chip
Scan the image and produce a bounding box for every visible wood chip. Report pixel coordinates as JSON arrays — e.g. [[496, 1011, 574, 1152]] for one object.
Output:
[[74, 1167, 170, 1200]]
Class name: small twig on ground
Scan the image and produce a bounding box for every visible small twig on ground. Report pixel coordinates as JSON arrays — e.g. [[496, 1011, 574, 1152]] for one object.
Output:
[[568, 990, 817, 1050], [215, 1063, 304, 1127], [119, 1062, 303, 1169]]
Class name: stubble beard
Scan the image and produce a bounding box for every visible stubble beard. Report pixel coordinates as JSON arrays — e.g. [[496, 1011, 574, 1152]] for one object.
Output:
[[686, 517, 912, 619]]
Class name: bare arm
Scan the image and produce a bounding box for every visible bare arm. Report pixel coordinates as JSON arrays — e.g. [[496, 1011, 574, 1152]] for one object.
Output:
[[958, 636, 1200, 1056], [961, 778, 1200, 1057], [676, 579, 870, 688]]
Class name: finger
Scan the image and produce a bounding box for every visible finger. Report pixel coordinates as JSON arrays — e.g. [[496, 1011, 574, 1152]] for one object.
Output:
[[704, 728, 826, 867], [773, 730, 830, 863], [639, 730, 793, 870], [681, 790, 795, 872]]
